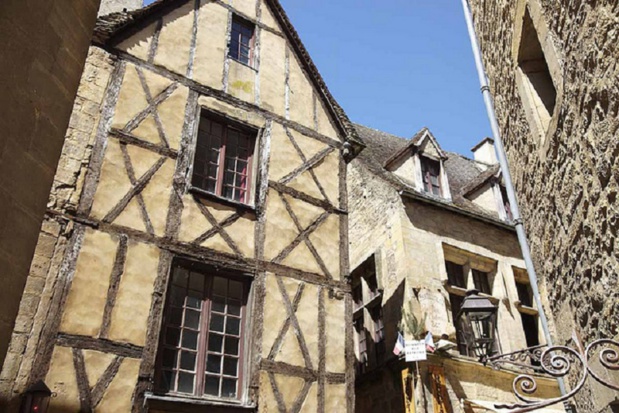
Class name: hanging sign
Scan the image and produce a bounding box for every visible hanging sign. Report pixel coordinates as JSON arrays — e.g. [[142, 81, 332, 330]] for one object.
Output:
[[405, 340, 427, 362]]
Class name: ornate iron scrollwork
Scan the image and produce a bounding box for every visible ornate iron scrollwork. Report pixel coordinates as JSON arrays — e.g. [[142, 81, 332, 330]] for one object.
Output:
[[480, 339, 619, 412], [585, 339, 619, 391]]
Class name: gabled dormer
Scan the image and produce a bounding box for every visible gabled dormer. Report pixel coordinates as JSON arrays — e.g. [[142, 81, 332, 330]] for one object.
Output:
[[384, 128, 452, 200], [464, 138, 513, 222]]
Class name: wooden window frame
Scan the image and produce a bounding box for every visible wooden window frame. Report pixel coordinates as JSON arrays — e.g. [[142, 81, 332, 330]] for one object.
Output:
[[229, 15, 256, 67], [351, 256, 384, 375], [445, 261, 466, 289], [472, 269, 491, 295], [420, 156, 442, 196], [191, 111, 257, 206], [155, 260, 251, 402]]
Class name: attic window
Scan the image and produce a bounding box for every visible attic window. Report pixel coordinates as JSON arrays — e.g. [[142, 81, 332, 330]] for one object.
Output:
[[229, 15, 255, 66], [517, 8, 556, 137], [420, 157, 441, 196]]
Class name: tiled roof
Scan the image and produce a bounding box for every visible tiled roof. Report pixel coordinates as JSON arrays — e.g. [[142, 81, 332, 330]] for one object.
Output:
[[93, 0, 363, 150], [353, 123, 511, 227]]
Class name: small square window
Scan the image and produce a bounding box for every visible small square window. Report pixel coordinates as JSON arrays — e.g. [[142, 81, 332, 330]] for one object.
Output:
[[420, 157, 441, 196], [156, 262, 249, 400], [191, 112, 257, 205], [229, 15, 255, 66]]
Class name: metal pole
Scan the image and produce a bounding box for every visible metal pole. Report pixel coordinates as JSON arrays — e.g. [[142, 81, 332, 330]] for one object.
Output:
[[459, 0, 568, 397]]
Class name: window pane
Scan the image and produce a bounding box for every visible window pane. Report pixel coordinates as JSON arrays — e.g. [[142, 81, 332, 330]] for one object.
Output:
[[173, 268, 189, 287], [222, 378, 237, 398], [161, 370, 175, 392], [180, 351, 197, 371], [184, 310, 201, 329], [165, 328, 180, 346], [210, 314, 225, 333], [162, 348, 177, 368], [213, 277, 227, 296], [208, 334, 224, 353], [228, 300, 241, 316], [206, 354, 222, 373], [169, 307, 183, 325], [226, 317, 241, 336], [182, 330, 199, 350], [185, 295, 202, 309], [229, 281, 243, 299], [225, 336, 239, 356], [169, 286, 185, 306], [177, 372, 195, 393], [204, 375, 220, 396], [212, 297, 226, 313], [189, 271, 204, 292], [223, 357, 238, 376]]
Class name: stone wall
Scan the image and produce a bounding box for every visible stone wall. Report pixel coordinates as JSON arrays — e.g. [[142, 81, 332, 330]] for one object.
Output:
[[347, 153, 559, 411], [468, 0, 619, 410], [0, 0, 100, 377], [98, 0, 142, 16]]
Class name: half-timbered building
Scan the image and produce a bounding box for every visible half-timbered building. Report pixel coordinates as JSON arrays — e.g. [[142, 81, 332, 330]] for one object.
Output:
[[0, 1, 362, 411]]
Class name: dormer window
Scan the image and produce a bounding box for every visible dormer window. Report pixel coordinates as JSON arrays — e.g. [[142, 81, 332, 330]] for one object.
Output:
[[499, 185, 513, 221], [420, 157, 441, 196]]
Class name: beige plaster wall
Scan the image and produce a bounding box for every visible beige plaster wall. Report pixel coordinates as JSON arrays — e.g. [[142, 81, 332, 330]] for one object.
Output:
[[116, 0, 341, 140], [2, 0, 351, 411]]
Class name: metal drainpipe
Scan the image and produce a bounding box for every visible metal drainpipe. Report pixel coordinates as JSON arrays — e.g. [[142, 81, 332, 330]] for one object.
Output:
[[459, 0, 568, 398]]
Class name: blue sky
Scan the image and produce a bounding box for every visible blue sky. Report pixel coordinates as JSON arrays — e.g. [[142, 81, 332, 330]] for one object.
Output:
[[144, 0, 491, 155]]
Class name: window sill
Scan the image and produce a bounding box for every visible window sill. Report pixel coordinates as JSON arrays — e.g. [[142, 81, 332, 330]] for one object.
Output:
[[188, 185, 257, 214], [145, 392, 256, 413], [443, 283, 499, 305], [444, 283, 467, 296], [515, 301, 538, 315]]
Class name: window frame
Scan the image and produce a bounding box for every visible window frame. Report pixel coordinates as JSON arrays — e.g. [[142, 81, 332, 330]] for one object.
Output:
[[155, 259, 252, 403], [351, 256, 384, 376], [228, 15, 256, 67], [190, 110, 258, 208], [420, 156, 442, 196]]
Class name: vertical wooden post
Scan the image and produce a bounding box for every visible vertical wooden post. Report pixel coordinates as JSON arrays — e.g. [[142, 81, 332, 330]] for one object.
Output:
[[401, 365, 416, 413]]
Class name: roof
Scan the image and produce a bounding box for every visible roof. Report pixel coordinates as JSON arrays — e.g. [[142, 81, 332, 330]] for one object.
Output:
[[93, 0, 363, 150], [353, 123, 512, 228]]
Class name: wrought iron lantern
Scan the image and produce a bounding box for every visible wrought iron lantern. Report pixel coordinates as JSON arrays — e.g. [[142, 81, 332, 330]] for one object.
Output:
[[457, 289, 498, 359], [20, 380, 52, 413]]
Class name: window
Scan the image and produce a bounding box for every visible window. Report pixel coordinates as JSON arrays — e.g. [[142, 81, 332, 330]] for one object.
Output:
[[352, 256, 384, 375], [443, 247, 498, 357], [156, 262, 249, 400], [445, 261, 466, 288], [191, 112, 256, 205], [517, 7, 556, 137], [520, 313, 539, 348], [516, 281, 533, 307], [472, 269, 491, 295], [420, 157, 441, 196], [229, 15, 255, 66], [499, 185, 513, 222]]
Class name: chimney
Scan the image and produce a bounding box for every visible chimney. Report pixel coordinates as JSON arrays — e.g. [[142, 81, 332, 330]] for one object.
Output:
[[471, 137, 497, 165], [98, 0, 143, 16]]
